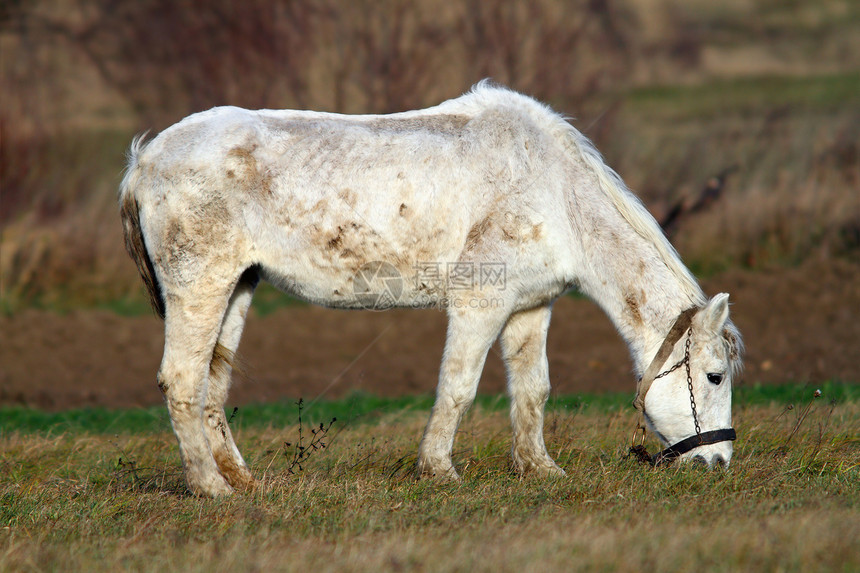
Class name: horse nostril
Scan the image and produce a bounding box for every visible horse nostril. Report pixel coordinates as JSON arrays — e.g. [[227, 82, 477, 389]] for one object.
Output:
[[714, 454, 726, 468], [692, 454, 708, 466]]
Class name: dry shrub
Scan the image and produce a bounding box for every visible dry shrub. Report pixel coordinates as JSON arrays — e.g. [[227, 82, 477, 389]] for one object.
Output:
[[17, 0, 632, 127], [0, 122, 136, 309], [668, 111, 860, 269], [604, 96, 860, 272], [0, 199, 137, 310]]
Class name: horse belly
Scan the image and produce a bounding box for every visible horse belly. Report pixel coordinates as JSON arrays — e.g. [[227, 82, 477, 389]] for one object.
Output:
[[251, 183, 468, 309]]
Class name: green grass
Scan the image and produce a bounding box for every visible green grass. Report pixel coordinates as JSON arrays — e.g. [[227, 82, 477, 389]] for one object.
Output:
[[60, 282, 306, 318], [1, 386, 858, 571], [94, 295, 159, 317], [2, 382, 856, 436], [249, 282, 308, 316], [622, 72, 860, 120]]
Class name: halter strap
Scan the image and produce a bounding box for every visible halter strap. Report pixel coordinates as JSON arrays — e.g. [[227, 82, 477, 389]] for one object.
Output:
[[633, 306, 698, 413], [651, 428, 737, 465]]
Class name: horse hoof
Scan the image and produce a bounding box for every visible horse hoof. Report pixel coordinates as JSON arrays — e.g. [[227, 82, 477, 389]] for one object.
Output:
[[188, 475, 234, 497], [221, 468, 258, 492], [515, 458, 566, 478], [542, 464, 567, 477], [416, 464, 460, 482]]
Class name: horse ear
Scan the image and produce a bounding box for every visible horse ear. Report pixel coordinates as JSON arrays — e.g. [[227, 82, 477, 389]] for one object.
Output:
[[703, 293, 730, 332]]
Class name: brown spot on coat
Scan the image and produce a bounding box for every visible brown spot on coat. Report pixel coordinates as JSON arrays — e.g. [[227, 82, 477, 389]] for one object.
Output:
[[337, 188, 356, 207], [327, 226, 344, 250], [311, 199, 328, 214], [212, 447, 257, 491], [227, 145, 273, 196], [626, 294, 643, 325], [156, 373, 169, 395], [465, 216, 492, 251]]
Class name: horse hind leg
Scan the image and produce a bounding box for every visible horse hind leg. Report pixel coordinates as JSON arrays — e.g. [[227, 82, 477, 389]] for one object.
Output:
[[500, 305, 565, 477], [158, 284, 236, 496], [203, 269, 259, 491]]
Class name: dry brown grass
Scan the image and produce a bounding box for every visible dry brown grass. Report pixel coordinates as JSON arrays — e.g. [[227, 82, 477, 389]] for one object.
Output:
[[605, 78, 860, 272]]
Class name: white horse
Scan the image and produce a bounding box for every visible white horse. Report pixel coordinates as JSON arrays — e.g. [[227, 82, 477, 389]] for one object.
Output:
[[120, 82, 742, 496]]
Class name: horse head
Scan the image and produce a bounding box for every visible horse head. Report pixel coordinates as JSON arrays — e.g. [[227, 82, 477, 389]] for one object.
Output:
[[639, 294, 743, 467]]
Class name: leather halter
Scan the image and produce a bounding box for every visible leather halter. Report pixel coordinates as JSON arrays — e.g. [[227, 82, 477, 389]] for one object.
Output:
[[634, 307, 698, 413], [631, 307, 737, 466]]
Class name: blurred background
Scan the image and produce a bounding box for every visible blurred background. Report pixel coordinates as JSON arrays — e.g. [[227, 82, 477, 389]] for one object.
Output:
[[1, 0, 858, 408], [3, 0, 858, 310]]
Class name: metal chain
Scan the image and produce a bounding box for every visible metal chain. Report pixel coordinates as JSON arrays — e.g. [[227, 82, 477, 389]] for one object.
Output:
[[683, 332, 702, 437], [652, 328, 701, 438], [652, 356, 684, 380]]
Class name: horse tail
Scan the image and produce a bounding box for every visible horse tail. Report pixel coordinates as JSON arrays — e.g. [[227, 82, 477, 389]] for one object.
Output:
[[119, 134, 166, 319]]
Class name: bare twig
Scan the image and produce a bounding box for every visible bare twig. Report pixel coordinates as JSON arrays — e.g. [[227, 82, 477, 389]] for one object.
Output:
[[283, 398, 337, 475]]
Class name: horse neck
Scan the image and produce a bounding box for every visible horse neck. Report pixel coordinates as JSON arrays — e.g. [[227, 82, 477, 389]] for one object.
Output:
[[567, 179, 704, 377]]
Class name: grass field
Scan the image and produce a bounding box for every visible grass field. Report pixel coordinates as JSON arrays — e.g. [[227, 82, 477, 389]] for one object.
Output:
[[2, 384, 858, 572]]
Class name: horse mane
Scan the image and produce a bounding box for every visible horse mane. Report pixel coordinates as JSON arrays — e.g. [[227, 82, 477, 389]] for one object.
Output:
[[723, 319, 745, 382], [462, 81, 707, 307], [567, 124, 750, 377], [563, 126, 707, 307]]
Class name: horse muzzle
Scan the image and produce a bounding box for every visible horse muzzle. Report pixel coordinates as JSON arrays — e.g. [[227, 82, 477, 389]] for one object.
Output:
[[652, 428, 736, 467]]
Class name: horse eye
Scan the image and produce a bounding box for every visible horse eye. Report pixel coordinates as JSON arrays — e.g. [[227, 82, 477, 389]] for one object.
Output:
[[707, 373, 724, 385]]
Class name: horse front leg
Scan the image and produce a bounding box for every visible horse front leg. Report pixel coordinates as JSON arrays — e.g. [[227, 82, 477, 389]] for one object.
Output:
[[417, 308, 506, 480], [500, 304, 565, 476]]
